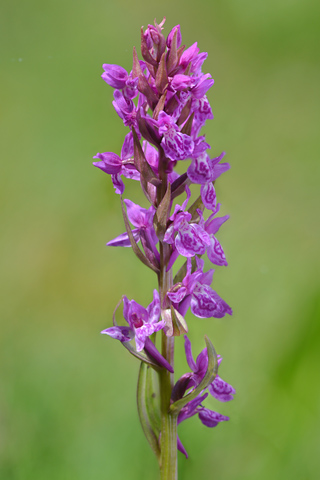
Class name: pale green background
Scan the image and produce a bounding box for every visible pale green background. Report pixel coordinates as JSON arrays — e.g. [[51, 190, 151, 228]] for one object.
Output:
[[1, 0, 319, 479]]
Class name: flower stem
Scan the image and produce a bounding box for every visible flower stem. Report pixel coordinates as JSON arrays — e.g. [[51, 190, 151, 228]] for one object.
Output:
[[159, 240, 177, 480]]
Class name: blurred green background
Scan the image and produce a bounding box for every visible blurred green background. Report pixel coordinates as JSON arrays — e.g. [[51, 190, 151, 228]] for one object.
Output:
[[1, 0, 319, 479]]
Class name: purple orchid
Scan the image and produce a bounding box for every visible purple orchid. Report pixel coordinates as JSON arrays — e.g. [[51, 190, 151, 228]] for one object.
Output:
[[101, 290, 164, 351], [93, 133, 139, 194], [198, 206, 229, 266], [101, 290, 173, 372], [107, 199, 157, 247], [156, 111, 194, 161], [94, 20, 235, 471], [168, 257, 232, 319], [188, 151, 231, 210], [164, 188, 211, 260], [184, 335, 235, 402]]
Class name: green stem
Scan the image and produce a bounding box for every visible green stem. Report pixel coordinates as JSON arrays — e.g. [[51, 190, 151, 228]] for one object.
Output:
[[158, 240, 177, 480]]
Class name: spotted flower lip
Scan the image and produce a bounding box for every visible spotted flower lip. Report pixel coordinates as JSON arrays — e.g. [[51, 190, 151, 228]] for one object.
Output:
[[167, 257, 232, 319], [163, 190, 211, 259], [101, 290, 165, 352], [156, 111, 195, 161], [187, 151, 231, 185]]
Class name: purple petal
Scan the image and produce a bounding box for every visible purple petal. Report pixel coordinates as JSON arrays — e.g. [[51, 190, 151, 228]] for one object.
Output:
[[184, 335, 197, 372], [106, 228, 140, 247], [208, 376, 236, 402], [122, 164, 140, 181], [121, 132, 134, 159], [191, 52, 208, 74], [205, 214, 229, 235], [211, 162, 231, 181], [192, 95, 214, 123], [201, 183, 216, 211], [171, 74, 194, 91], [93, 152, 122, 174], [178, 392, 208, 424], [187, 153, 211, 184], [146, 289, 161, 324], [177, 436, 188, 458], [191, 284, 232, 318], [167, 285, 188, 304], [161, 131, 194, 161], [207, 235, 228, 266], [144, 337, 173, 372], [167, 25, 182, 49], [124, 199, 153, 228], [135, 321, 165, 352], [111, 173, 125, 195], [195, 348, 208, 378], [192, 77, 214, 99], [180, 42, 199, 68], [163, 224, 175, 244], [127, 301, 149, 330], [101, 64, 128, 89], [175, 224, 210, 257], [198, 408, 229, 427], [101, 326, 133, 342]]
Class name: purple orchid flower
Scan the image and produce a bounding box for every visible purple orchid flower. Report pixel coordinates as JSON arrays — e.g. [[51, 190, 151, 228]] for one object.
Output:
[[107, 199, 158, 257], [112, 89, 141, 130], [93, 133, 139, 194], [164, 188, 211, 260], [198, 205, 229, 266], [184, 335, 236, 402], [101, 290, 173, 373], [191, 95, 214, 137], [102, 64, 139, 100], [156, 111, 194, 161], [187, 151, 230, 210], [177, 392, 229, 457], [167, 257, 232, 319]]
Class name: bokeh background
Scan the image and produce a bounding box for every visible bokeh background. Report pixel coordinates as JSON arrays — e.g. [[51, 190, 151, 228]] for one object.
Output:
[[1, 0, 319, 479]]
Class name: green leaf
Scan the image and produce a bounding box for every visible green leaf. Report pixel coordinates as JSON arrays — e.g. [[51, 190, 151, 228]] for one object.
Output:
[[137, 362, 161, 461], [169, 336, 218, 415]]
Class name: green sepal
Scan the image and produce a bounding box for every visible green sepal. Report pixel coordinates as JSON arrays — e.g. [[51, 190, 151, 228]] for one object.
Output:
[[153, 182, 171, 241], [153, 91, 167, 120], [166, 28, 178, 74], [171, 306, 188, 336], [169, 336, 218, 415], [173, 257, 197, 284], [155, 52, 168, 95], [137, 362, 161, 461], [132, 127, 161, 187], [187, 194, 204, 222]]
